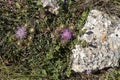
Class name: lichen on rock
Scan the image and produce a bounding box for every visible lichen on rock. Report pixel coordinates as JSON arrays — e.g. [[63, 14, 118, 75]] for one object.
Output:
[[71, 10, 120, 73]]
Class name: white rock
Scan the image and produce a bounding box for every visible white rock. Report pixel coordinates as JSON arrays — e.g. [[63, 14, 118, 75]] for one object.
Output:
[[71, 9, 120, 73], [41, 0, 59, 15]]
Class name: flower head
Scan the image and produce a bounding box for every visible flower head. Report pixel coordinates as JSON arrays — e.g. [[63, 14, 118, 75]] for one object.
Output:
[[61, 29, 72, 40], [8, 0, 13, 5], [16, 27, 27, 39]]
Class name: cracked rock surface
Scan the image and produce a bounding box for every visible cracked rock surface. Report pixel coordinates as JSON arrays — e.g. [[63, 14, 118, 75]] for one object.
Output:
[[41, 0, 59, 15], [71, 10, 120, 72]]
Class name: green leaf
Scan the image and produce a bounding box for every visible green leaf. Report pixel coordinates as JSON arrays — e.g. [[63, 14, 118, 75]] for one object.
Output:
[[52, 73, 59, 80], [37, 0, 42, 6], [55, 45, 60, 51], [16, 2, 21, 9], [42, 69, 47, 76], [66, 68, 71, 77], [46, 51, 53, 60]]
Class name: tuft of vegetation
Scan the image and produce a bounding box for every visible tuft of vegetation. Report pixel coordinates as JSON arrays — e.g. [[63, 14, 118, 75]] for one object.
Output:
[[101, 69, 120, 80], [0, 0, 89, 79]]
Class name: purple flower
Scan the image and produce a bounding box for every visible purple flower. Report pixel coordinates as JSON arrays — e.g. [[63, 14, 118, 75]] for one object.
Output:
[[61, 29, 72, 40], [8, 0, 13, 5], [16, 27, 27, 39]]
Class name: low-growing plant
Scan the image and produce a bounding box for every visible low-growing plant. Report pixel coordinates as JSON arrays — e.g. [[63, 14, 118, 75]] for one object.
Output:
[[0, 0, 90, 79]]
